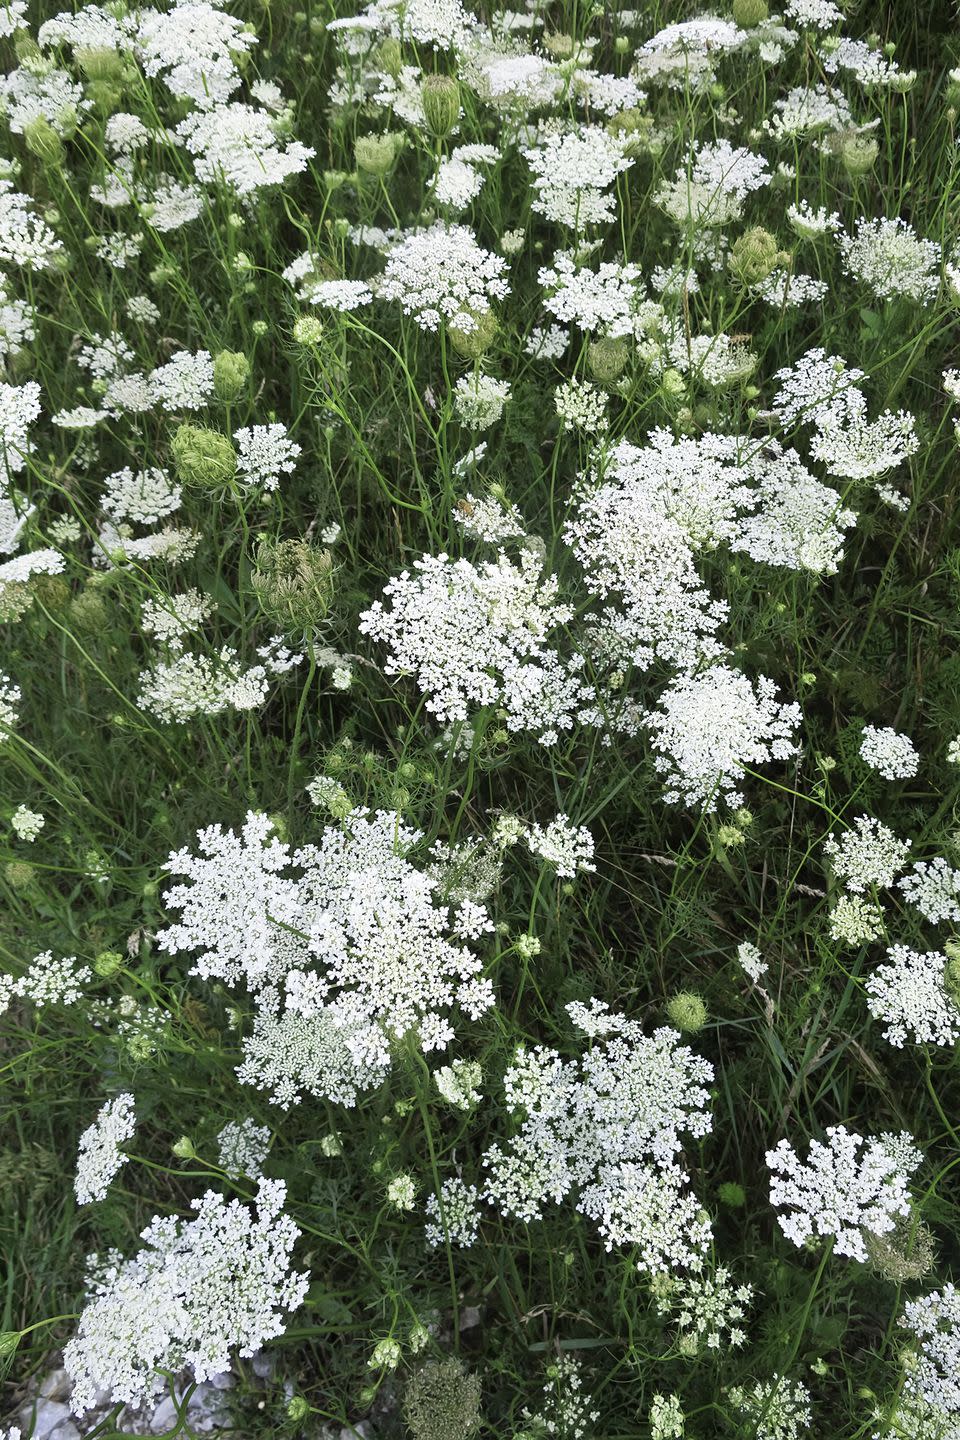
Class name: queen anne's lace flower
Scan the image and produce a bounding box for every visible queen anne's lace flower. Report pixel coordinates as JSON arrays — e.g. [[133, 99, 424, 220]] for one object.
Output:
[[860, 725, 920, 780], [483, 1000, 713, 1274], [767, 1125, 920, 1261], [866, 946, 960, 1047], [378, 223, 509, 332], [63, 1180, 308, 1414], [824, 816, 911, 892], [901, 1285, 960, 1419], [645, 667, 801, 811], [360, 549, 591, 744], [75, 1094, 137, 1206]]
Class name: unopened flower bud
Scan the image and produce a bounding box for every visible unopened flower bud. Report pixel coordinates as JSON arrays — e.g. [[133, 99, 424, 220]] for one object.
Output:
[[448, 307, 498, 359], [23, 117, 64, 167], [421, 75, 461, 138], [666, 990, 708, 1033], [213, 349, 250, 402], [729, 226, 783, 286], [732, 0, 768, 24], [587, 336, 630, 383], [170, 424, 237, 490]]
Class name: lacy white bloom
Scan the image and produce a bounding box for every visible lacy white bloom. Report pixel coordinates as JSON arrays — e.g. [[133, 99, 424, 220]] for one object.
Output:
[[483, 1000, 713, 1274], [138, 648, 270, 722], [453, 373, 510, 429], [425, 1178, 482, 1248], [554, 377, 608, 434], [160, 809, 494, 1085], [11, 804, 44, 841], [860, 725, 919, 780], [360, 549, 591, 744], [656, 140, 769, 228], [538, 252, 646, 335], [728, 1377, 811, 1440], [653, 1265, 753, 1351], [0, 380, 40, 478], [378, 224, 509, 332], [0, 670, 20, 737], [63, 1180, 308, 1414], [75, 1094, 137, 1205], [434, 1058, 483, 1110], [103, 467, 181, 525], [234, 424, 301, 491], [524, 814, 596, 877], [525, 126, 632, 227], [141, 589, 216, 649], [767, 1125, 920, 1261], [901, 1285, 960, 1418], [217, 1118, 270, 1180], [838, 217, 940, 305], [149, 350, 214, 411], [823, 816, 911, 892], [865, 946, 960, 1048], [645, 667, 801, 811], [828, 895, 884, 946], [177, 104, 314, 195], [898, 858, 960, 925], [736, 941, 767, 982], [1, 951, 92, 1015]]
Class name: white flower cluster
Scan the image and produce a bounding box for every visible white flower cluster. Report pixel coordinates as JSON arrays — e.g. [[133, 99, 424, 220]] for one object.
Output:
[[824, 816, 911, 892], [524, 814, 595, 877], [860, 725, 920, 781], [360, 548, 590, 744], [378, 223, 509, 331], [424, 1177, 482, 1248], [63, 1180, 308, 1414], [524, 126, 633, 228], [137, 647, 271, 723], [483, 999, 714, 1274], [158, 809, 495, 1102], [838, 217, 941, 306], [767, 1125, 920, 1261], [653, 1265, 753, 1352], [0, 950, 92, 1015], [216, 1118, 271, 1180], [645, 667, 800, 812], [75, 1094, 137, 1206], [865, 946, 960, 1048], [901, 1285, 960, 1419]]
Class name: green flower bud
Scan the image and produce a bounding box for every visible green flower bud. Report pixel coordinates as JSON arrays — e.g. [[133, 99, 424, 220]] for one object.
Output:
[[87, 80, 123, 113], [729, 226, 783, 286], [213, 349, 250, 402], [70, 588, 109, 633], [170, 424, 237, 490], [172, 1135, 196, 1159], [75, 46, 125, 83], [30, 573, 70, 610], [355, 132, 401, 177], [4, 860, 35, 890], [587, 336, 630, 383], [0, 1331, 21, 1359], [606, 107, 654, 157], [251, 537, 336, 629], [287, 1397, 311, 1422], [421, 74, 461, 138], [665, 990, 708, 1033], [840, 134, 879, 176], [717, 1180, 747, 1207], [447, 307, 498, 359], [375, 37, 404, 77], [23, 118, 64, 168], [731, 0, 768, 25], [94, 950, 124, 978], [661, 367, 686, 399]]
